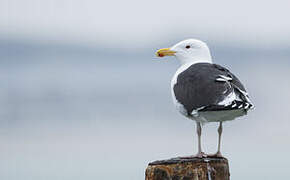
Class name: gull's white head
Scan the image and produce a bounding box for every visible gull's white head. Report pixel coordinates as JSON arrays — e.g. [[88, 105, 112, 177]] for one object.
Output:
[[156, 39, 212, 65]]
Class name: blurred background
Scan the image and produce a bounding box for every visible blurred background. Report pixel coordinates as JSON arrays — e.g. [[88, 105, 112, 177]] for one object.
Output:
[[1, 0, 290, 179]]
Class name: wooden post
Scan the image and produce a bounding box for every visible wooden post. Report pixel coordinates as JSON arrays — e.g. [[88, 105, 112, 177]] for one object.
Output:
[[145, 156, 230, 180]]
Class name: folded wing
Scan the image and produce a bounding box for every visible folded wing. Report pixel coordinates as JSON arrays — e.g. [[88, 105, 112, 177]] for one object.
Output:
[[173, 63, 253, 116]]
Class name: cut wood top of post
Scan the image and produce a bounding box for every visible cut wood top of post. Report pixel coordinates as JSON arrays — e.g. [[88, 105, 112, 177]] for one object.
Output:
[[149, 156, 228, 166]]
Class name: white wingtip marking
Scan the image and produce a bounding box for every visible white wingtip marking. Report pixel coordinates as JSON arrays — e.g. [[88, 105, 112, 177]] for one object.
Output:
[[216, 78, 227, 82], [218, 91, 236, 106], [219, 75, 232, 80]]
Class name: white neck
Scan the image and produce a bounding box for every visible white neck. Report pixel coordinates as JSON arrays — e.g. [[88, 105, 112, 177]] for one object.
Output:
[[179, 56, 212, 66]]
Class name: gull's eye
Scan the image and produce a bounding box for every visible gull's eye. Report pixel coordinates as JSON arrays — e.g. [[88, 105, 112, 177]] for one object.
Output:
[[185, 45, 191, 49]]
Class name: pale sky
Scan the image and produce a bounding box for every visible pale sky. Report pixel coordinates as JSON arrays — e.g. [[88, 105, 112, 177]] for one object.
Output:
[[2, 0, 290, 47]]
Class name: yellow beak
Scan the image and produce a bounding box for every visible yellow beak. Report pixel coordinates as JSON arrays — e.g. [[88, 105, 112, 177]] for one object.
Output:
[[155, 48, 176, 57]]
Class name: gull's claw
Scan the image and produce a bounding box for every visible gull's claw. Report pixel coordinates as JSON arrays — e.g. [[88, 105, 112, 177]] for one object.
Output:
[[195, 152, 207, 158], [207, 152, 223, 158]]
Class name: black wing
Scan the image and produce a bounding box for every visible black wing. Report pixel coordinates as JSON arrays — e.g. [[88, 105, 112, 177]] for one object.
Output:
[[173, 63, 253, 116]]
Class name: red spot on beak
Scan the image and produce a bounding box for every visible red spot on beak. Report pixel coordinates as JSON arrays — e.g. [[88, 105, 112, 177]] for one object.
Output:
[[158, 53, 164, 57]]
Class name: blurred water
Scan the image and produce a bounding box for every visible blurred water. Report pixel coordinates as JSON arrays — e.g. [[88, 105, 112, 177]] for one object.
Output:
[[1, 40, 290, 180]]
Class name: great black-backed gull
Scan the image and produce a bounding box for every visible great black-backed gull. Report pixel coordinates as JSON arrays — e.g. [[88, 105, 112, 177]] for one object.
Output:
[[156, 39, 254, 157]]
